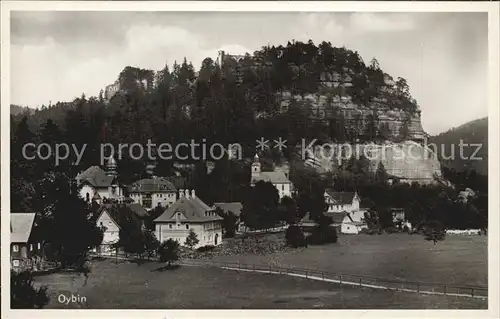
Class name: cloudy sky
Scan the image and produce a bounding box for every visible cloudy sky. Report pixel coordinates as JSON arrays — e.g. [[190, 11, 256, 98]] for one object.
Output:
[[11, 11, 487, 134]]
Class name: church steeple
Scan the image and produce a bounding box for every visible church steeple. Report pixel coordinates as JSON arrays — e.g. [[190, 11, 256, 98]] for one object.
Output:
[[251, 153, 261, 179], [105, 155, 118, 180]]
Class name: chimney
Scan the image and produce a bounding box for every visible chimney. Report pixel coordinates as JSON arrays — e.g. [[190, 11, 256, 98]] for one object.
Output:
[[185, 189, 190, 199], [179, 189, 184, 198], [191, 189, 196, 199]]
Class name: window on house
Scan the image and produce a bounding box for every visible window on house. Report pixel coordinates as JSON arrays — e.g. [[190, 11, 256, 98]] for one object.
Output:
[[169, 224, 173, 229], [186, 224, 189, 230], [12, 245, 19, 252], [282, 185, 285, 191], [86, 193, 90, 202], [177, 224, 180, 228], [30, 244, 33, 251], [13, 260, 19, 267]]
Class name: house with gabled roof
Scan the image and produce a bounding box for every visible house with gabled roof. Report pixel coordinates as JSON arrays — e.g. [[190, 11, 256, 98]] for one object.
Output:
[[324, 189, 360, 213], [299, 189, 367, 234], [95, 203, 149, 253], [128, 176, 178, 210], [11, 212, 43, 269], [76, 157, 123, 204], [153, 189, 223, 248]]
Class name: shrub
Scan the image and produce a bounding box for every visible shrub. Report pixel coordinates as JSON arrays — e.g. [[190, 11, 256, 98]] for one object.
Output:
[[285, 225, 308, 248], [384, 226, 400, 234], [360, 228, 379, 235], [306, 225, 338, 245], [196, 245, 216, 253], [158, 239, 180, 266], [11, 271, 50, 309]]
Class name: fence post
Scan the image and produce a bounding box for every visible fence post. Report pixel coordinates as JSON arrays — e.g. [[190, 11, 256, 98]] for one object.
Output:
[[253, 263, 255, 271], [359, 278, 362, 287], [471, 288, 474, 297], [444, 286, 447, 295], [269, 265, 272, 273], [322, 272, 324, 281], [305, 270, 308, 279], [417, 284, 420, 292], [340, 275, 342, 287]]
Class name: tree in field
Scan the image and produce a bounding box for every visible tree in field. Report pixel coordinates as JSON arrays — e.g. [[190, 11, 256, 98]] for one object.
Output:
[[114, 207, 146, 258], [276, 196, 300, 225], [423, 220, 446, 245], [184, 230, 200, 249], [11, 271, 50, 309], [41, 173, 104, 268], [241, 181, 279, 230], [158, 239, 180, 267], [285, 225, 307, 248], [143, 229, 160, 258]]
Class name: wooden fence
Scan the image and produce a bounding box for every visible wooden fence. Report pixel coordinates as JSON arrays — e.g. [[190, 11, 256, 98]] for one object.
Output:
[[179, 259, 488, 299]]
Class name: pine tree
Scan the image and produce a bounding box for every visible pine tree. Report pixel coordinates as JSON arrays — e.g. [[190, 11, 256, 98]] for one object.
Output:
[[184, 230, 200, 249]]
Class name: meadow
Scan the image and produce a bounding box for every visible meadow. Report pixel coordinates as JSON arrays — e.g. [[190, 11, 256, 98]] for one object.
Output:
[[213, 233, 488, 287], [34, 258, 486, 309]]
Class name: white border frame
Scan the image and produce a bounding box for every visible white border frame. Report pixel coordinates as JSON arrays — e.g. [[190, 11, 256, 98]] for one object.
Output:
[[1, 2, 499, 319]]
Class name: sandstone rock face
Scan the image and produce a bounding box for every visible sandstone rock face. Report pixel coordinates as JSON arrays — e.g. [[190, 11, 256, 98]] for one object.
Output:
[[302, 141, 442, 184], [278, 91, 426, 142]]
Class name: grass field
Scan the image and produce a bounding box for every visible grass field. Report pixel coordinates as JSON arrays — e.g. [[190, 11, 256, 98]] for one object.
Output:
[[34, 259, 486, 309], [213, 233, 488, 287]]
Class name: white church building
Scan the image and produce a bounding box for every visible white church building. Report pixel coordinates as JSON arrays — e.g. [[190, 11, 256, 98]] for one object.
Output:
[[250, 154, 292, 199], [75, 157, 124, 204]]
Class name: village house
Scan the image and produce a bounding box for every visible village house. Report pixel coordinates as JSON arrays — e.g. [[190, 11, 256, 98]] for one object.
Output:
[[76, 156, 124, 204], [127, 176, 178, 210], [95, 203, 149, 254], [11, 212, 43, 270], [250, 154, 292, 199], [299, 190, 368, 234], [153, 190, 223, 248], [324, 189, 360, 213]]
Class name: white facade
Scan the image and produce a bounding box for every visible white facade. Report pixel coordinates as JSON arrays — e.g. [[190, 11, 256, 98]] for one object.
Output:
[[340, 216, 368, 234], [274, 182, 292, 199], [155, 219, 222, 248], [129, 192, 177, 209], [96, 209, 120, 253], [80, 184, 124, 204], [325, 192, 360, 213]]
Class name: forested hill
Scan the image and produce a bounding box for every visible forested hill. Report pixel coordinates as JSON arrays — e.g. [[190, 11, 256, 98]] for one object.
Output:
[[11, 40, 427, 182], [430, 117, 488, 175]]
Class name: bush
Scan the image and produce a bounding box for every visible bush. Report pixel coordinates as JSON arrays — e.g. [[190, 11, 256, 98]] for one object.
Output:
[[11, 271, 50, 309], [196, 245, 216, 253], [306, 225, 338, 245], [360, 228, 379, 235], [285, 225, 308, 248], [384, 226, 400, 234]]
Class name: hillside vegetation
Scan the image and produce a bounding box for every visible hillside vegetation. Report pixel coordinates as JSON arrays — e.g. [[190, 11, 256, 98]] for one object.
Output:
[[430, 117, 488, 175]]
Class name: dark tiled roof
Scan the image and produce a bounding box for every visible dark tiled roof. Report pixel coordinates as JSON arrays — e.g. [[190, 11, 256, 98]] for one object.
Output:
[[213, 202, 243, 217], [154, 197, 222, 223], [128, 177, 177, 193], [101, 203, 149, 221], [126, 203, 149, 218], [251, 171, 290, 184], [325, 189, 357, 205], [76, 166, 115, 188]]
